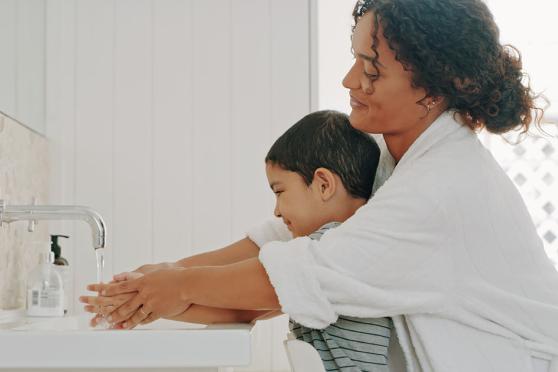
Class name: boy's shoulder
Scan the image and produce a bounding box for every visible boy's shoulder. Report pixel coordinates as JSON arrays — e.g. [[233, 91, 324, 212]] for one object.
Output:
[[308, 222, 342, 241]]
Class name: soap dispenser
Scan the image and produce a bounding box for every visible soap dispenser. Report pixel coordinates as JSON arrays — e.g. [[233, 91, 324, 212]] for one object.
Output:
[[26, 242, 65, 317], [51, 234, 70, 315]]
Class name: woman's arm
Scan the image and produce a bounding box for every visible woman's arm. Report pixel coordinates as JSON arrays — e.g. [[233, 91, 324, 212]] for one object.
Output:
[[165, 304, 275, 325], [90, 305, 278, 328], [97, 258, 282, 328], [183, 258, 281, 310]]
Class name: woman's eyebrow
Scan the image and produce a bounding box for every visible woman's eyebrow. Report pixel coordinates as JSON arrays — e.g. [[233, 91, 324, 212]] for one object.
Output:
[[358, 52, 386, 68], [269, 181, 282, 190]]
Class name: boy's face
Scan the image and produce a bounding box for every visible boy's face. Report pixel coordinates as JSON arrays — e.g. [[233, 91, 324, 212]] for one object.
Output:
[[265, 163, 325, 238]]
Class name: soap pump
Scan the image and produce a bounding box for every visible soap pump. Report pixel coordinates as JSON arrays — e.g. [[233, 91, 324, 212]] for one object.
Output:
[[51, 234, 69, 265]]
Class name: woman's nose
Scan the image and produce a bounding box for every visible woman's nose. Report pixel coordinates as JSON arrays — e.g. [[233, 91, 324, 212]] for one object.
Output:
[[342, 62, 360, 90]]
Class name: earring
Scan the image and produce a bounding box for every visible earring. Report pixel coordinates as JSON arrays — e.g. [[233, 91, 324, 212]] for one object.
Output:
[[426, 99, 438, 113]]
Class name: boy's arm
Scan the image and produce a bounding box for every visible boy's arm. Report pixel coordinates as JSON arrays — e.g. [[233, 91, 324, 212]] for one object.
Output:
[[135, 237, 260, 274], [175, 238, 260, 268], [135, 219, 290, 274], [165, 304, 279, 325]]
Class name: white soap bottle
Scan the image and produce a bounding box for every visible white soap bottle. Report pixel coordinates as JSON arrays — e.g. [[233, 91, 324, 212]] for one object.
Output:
[[26, 243, 65, 317], [51, 235, 71, 315]]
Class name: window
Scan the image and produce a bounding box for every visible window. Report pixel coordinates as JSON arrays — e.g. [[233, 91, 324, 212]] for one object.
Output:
[[482, 0, 558, 267]]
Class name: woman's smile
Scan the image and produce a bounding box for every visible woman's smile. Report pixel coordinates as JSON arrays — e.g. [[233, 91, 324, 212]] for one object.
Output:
[[350, 94, 368, 110]]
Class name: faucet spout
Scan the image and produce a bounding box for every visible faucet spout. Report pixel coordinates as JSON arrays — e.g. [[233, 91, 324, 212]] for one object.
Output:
[[0, 200, 106, 249]]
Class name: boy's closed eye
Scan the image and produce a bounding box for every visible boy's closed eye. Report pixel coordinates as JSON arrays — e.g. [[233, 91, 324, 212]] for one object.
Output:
[[270, 184, 284, 196]]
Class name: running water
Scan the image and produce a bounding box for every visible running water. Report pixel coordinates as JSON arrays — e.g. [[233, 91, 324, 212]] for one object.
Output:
[[95, 248, 105, 284], [94, 248, 109, 329]]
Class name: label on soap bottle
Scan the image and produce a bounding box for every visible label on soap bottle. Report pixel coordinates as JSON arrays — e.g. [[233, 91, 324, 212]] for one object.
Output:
[[26, 288, 64, 317]]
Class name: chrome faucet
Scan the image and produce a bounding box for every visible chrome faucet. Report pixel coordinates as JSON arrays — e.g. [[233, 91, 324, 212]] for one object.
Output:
[[0, 199, 106, 249]]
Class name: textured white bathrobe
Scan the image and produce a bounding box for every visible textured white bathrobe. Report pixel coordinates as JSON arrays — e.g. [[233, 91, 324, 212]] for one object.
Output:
[[248, 111, 558, 372]]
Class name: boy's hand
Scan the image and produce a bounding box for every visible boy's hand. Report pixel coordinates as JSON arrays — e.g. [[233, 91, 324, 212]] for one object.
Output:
[[80, 292, 137, 315]]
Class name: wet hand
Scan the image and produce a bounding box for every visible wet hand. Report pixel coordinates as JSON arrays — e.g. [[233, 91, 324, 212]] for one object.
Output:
[[81, 271, 144, 327], [80, 292, 136, 316], [87, 268, 193, 329]]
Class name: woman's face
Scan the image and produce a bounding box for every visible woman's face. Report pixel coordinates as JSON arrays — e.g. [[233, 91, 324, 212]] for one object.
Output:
[[342, 12, 430, 135]]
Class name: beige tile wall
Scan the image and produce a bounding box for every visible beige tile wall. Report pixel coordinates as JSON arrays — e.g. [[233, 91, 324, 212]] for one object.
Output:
[[0, 112, 49, 309]]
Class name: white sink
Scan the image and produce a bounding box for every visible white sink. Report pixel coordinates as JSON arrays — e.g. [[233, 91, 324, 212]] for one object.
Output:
[[0, 309, 252, 371]]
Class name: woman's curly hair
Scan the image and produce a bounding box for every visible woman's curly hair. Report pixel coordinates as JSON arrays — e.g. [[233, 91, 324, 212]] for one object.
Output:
[[353, 0, 544, 134]]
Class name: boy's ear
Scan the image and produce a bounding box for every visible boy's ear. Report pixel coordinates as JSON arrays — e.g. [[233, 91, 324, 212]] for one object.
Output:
[[313, 168, 337, 201]]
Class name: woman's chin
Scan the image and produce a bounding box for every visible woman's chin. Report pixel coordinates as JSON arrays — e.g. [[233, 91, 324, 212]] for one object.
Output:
[[349, 111, 376, 133]]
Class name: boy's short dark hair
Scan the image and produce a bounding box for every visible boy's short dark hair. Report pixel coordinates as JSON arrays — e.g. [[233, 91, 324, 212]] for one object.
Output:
[[265, 110, 380, 200]]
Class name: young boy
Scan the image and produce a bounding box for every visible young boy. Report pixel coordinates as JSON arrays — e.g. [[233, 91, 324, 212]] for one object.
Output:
[[259, 110, 391, 372], [263, 109, 379, 238], [87, 110, 389, 371]]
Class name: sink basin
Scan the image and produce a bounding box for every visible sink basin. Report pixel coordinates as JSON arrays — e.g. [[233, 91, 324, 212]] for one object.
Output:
[[0, 309, 252, 370]]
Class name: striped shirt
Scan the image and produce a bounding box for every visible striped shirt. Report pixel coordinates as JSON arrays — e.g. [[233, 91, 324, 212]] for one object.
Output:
[[289, 222, 392, 372]]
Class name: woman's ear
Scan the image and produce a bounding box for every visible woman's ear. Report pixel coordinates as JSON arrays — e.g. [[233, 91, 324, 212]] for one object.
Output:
[[312, 168, 337, 202]]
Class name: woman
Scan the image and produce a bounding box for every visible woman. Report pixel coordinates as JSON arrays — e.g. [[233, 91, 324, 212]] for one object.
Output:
[[81, 0, 558, 370]]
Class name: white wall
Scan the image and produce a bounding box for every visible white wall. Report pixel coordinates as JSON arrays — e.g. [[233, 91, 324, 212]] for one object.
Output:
[[485, 0, 558, 119], [46, 1, 310, 370], [0, 0, 46, 134], [313, 0, 354, 113]]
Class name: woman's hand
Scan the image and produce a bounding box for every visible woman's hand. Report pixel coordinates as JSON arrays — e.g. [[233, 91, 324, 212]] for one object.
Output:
[[133, 262, 175, 275], [111, 271, 145, 283], [87, 267, 193, 329], [80, 271, 143, 327]]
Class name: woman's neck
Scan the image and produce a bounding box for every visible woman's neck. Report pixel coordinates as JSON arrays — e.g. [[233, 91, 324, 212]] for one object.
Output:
[[383, 110, 445, 163]]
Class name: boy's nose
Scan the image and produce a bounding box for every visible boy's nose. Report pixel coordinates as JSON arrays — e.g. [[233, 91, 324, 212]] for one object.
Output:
[[274, 204, 281, 218]]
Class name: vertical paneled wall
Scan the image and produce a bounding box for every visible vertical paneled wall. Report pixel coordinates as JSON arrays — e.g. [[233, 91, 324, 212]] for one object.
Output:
[[46, 1, 310, 370], [0, 0, 46, 134]]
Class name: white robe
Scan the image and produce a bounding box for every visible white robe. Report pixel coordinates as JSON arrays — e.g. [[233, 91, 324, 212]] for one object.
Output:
[[248, 111, 558, 372]]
